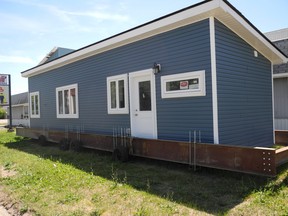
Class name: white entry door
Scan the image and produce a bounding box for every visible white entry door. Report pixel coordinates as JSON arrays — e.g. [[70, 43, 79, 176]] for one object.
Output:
[[129, 69, 157, 139]]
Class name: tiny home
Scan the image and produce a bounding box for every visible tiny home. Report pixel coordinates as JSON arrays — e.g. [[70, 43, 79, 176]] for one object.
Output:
[[21, 0, 287, 148]]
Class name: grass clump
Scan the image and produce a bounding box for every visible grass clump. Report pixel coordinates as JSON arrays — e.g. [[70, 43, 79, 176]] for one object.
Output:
[[0, 130, 287, 215]]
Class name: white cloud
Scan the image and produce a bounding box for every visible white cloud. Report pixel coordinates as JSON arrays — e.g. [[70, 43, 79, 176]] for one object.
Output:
[[0, 55, 35, 64], [0, 13, 44, 33], [5, 0, 129, 23], [62, 10, 129, 22]]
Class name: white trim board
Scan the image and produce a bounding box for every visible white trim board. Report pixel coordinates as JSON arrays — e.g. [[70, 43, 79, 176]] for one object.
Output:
[[22, 0, 287, 78], [209, 17, 219, 144], [273, 73, 288, 79], [271, 63, 275, 144]]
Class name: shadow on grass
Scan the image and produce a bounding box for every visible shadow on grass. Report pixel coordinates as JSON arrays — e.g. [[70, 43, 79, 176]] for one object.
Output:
[[4, 138, 284, 215]]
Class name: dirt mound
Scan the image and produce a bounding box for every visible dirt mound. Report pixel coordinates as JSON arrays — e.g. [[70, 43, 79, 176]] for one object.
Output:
[[0, 166, 33, 216]]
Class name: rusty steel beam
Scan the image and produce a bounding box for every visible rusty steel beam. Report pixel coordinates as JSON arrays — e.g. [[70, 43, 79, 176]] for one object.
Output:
[[16, 127, 288, 176], [276, 146, 288, 166], [132, 138, 277, 176], [275, 130, 288, 145]]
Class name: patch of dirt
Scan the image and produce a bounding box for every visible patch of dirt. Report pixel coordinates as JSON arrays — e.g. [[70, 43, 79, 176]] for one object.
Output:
[[0, 167, 34, 216], [0, 167, 17, 178]]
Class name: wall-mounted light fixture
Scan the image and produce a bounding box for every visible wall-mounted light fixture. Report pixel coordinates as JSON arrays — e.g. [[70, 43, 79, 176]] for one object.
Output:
[[153, 62, 161, 74]]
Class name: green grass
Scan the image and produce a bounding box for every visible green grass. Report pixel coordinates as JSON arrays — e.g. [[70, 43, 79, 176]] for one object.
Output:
[[0, 131, 287, 215]]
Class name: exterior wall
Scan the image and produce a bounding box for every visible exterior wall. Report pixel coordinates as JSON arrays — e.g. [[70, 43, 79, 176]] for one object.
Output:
[[274, 77, 288, 130], [29, 19, 214, 143], [215, 20, 273, 147], [10, 106, 29, 127], [272, 39, 288, 130]]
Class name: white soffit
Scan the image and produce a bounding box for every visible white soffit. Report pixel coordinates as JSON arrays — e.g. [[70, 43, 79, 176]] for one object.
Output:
[[22, 0, 287, 78]]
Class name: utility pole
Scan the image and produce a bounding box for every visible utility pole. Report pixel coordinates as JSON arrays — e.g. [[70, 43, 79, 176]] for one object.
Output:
[[8, 75, 13, 132]]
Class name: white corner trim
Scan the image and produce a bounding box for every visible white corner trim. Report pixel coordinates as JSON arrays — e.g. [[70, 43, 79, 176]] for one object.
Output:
[[271, 63, 275, 144], [210, 17, 219, 144]]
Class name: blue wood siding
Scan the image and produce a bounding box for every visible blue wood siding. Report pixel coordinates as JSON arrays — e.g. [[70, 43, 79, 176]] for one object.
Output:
[[215, 20, 273, 147], [29, 19, 214, 142]]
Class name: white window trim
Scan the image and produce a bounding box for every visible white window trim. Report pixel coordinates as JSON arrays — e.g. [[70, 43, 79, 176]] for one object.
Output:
[[107, 74, 129, 114], [30, 91, 40, 118], [161, 70, 206, 98], [56, 83, 79, 118]]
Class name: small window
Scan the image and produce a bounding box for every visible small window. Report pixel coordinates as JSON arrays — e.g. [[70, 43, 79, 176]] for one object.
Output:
[[161, 70, 206, 98], [107, 74, 128, 114], [30, 91, 40, 118], [56, 84, 79, 118]]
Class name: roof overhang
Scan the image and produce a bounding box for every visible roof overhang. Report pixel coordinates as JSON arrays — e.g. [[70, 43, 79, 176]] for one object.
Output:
[[12, 103, 29, 108], [22, 0, 288, 78], [273, 73, 288, 79]]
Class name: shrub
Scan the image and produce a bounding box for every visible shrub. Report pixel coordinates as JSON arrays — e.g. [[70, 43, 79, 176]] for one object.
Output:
[[0, 107, 6, 119]]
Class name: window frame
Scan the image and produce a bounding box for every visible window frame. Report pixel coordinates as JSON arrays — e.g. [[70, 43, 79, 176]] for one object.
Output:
[[30, 91, 40, 118], [161, 70, 206, 98], [107, 74, 129, 114], [56, 83, 79, 118]]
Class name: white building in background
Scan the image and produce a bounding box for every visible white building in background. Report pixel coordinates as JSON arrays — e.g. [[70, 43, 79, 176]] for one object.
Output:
[[266, 28, 288, 131], [7, 92, 29, 127]]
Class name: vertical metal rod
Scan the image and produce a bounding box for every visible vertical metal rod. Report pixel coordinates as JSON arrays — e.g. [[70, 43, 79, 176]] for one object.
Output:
[[46, 125, 48, 138], [116, 127, 119, 148], [124, 127, 127, 148], [189, 131, 191, 166], [77, 126, 80, 141], [112, 127, 115, 149], [120, 127, 122, 147], [193, 130, 197, 171], [199, 130, 201, 143]]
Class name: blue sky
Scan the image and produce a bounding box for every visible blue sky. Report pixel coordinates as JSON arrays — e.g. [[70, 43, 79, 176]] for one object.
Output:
[[1, 0, 287, 94]]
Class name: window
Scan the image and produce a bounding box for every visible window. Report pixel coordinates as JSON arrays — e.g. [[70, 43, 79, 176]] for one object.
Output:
[[30, 91, 40, 118], [56, 84, 79, 118], [107, 74, 128, 114], [161, 70, 206, 98]]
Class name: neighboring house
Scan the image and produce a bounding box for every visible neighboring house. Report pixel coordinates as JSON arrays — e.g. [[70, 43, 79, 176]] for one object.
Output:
[[38, 47, 74, 65], [21, 0, 287, 147], [7, 92, 29, 127], [265, 28, 288, 131]]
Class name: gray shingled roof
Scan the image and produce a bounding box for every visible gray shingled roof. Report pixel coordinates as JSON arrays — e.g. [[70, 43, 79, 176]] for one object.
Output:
[[11, 92, 28, 106]]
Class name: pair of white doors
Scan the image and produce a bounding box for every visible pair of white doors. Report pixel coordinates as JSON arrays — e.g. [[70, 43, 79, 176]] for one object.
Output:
[[129, 69, 157, 139]]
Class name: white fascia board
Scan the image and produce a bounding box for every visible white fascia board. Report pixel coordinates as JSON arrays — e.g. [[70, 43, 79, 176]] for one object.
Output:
[[273, 72, 288, 79], [12, 103, 29, 108]]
